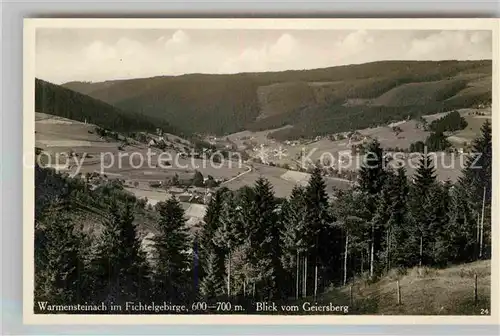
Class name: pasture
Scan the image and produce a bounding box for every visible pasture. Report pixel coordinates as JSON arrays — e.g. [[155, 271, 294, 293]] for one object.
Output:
[[449, 108, 492, 145], [35, 113, 247, 202]]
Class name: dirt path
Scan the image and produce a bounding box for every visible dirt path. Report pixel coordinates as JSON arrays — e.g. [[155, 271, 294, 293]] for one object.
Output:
[[220, 162, 253, 186]]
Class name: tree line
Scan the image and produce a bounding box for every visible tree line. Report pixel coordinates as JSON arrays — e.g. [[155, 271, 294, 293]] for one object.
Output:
[[34, 120, 491, 313], [35, 78, 180, 136], [409, 111, 469, 153]]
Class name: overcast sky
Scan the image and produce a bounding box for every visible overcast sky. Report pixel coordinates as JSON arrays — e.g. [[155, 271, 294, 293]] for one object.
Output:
[[35, 29, 492, 84]]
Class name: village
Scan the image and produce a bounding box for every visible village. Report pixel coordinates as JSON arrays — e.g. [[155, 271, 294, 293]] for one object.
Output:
[[35, 103, 491, 230]]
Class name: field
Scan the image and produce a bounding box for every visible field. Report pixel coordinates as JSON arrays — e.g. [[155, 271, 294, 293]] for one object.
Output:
[[36, 113, 355, 202], [222, 162, 352, 198], [449, 108, 492, 146], [35, 113, 247, 206], [226, 113, 479, 183]]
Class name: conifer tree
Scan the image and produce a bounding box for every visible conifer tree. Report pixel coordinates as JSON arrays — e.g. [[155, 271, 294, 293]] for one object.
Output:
[[199, 249, 226, 301], [409, 153, 439, 267], [385, 167, 411, 269], [427, 181, 452, 266], [34, 200, 86, 307], [356, 140, 387, 279], [232, 185, 258, 295], [90, 201, 151, 305], [333, 188, 371, 285], [445, 182, 477, 262], [214, 191, 246, 297], [358, 139, 387, 196], [413, 153, 437, 196], [280, 186, 308, 297], [201, 188, 228, 250], [371, 172, 394, 276], [199, 187, 228, 280], [234, 185, 256, 238], [246, 178, 282, 300], [153, 197, 191, 303], [460, 120, 492, 259], [220, 191, 245, 247], [304, 166, 339, 290], [461, 120, 492, 205]]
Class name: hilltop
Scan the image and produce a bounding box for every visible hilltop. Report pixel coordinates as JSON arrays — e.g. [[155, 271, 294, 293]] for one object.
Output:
[[35, 78, 182, 136], [62, 60, 492, 140]]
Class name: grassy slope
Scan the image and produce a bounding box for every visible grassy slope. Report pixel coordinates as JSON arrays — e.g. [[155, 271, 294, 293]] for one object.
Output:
[[450, 113, 492, 145], [370, 78, 469, 106], [61, 60, 492, 138], [294, 260, 491, 315]]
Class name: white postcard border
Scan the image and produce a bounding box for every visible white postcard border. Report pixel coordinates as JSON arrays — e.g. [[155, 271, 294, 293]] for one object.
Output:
[[23, 17, 500, 325]]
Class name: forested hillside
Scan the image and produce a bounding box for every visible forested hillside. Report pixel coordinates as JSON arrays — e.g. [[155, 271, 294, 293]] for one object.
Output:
[[34, 119, 492, 314], [62, 60, 492, 139], [35, 78, 182, 136]]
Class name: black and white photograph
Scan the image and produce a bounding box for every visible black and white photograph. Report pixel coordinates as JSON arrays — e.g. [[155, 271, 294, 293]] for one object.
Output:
[[25, 19, 496, 321]]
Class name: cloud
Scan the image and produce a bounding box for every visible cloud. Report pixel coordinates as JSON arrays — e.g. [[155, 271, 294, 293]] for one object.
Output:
[[219, 33, 302, 73], [337, 30, 374, 50], [269, 33, 299, 59], [84, 41, 117, 61], [115, 37, 144, 57], [164, 30, 190, 50], [407, 31, 492, 60]]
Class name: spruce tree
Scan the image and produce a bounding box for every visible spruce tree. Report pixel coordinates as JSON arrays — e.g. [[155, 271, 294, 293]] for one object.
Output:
[[199, 249, 226, 302], [214, 190, 246, 297], [445, 182, 477, 263], [409, 153, 439, 267], [220, 191, 245, 247], [371, 172, 394, 276], [304, 166, 339, 289], [280, 186, 308, 297], [385, 167, 411, 269], [199, 187, 228, 281], [246, 178, 282, 300], [34, 200, 86, 308], [460, 120, 492, 259], [232, 185, 258, 295], [153, 197, 191, 303], [461, 120, 492, 205], [357, 139, 387, 196], [413, 153, 437, 196], [90, 201, 150, 306], [356, 140, 387, 279], [333, 188, 371, 285], [201, 188, 227, 251], [425, 181, 451, 266]]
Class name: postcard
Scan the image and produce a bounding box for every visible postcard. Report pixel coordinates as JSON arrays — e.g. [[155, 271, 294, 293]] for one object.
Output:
[[23, 18, 499, 324]]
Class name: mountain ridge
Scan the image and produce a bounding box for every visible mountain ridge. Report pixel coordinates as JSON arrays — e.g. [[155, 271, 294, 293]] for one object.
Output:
[[59, 60, 492, 139]]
